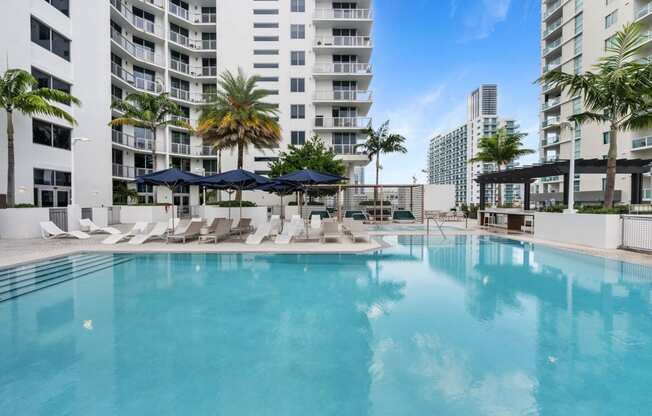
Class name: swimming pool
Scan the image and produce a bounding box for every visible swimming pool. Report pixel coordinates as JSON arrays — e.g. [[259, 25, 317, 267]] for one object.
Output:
[[1, 235, 652, 415]]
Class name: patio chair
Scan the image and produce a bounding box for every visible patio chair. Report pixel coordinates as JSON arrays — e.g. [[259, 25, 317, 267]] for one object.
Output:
[[275, 220, 302, 244], [320, 220, 341, 243], [168, 217, 180, 231], [269, 215, 282, 235], [102, 221, 148, 245], [308, 215, 322, 239], [167, 220, 204, 244], [309, 210, 330, 220], [79, 218, 121, 235], [128, 222, 169, 245], [231, 218, 253, 236], [246, 222, 272, 245], [40, 221, 90, 240], [393, 210, 417, 224], [346, 220, 370, 243]]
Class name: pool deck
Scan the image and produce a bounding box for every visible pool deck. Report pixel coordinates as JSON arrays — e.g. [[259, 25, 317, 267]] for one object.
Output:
[[1, 223, 650, 269]]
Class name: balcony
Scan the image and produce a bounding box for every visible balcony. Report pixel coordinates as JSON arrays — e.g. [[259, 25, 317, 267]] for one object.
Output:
[[542, 97, 561, 110], [171, 142, 191, 155], [314, 117, 372, 130], [632, 135, 652, 151], [111, 27, 164, 66], [313, 8, 372, 20], [168, 1, 189, 20], [542, 38, 562, 56], [543, 19, 562, 39], [110, 0, 163, 38], [636, 3, 652, 21], [313, 90, 372, 102], [542, 134, 560, 146], [111, 62, 163, 93], [313, 62, 372, 75], [113, 164, 153, 179], [168, 1, 216, 24], [169, 87, 216, 104], [543, 58, 562, 73], [112, 130, 154, 151], [542, 116, 561, 128], [193, 145, 218, 157], [169, 32, 216, 50], [314, 36, 372, 48], [542, 0, 562, 20], [192, 66, 217, 77]]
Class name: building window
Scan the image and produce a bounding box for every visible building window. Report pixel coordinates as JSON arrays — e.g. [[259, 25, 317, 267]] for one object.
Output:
[[32, 119, 71, 150], [31, 67, 71, 96], [574, 34, 582, 55], [291, 0, 305, 12], [575, 13, 583, 34], [290, 24, 305, 39], [291, 131, 306, 145], [603, 131, 610, 144], [572, 97, 582, 114], [253, 49, 279, 55], [573, 55, 582, 74], [31, 17, 71, 61], [291, 51, 305, 65], [605, 10, 617, 28], [290, 78, 305, 92], [253, 9, 279, 14], [253, 63, 279, 68], [254, 22, 279, 28], [44, 0, 69, 16], [254, 36, 279, 41], [290, 104, 305, 119]]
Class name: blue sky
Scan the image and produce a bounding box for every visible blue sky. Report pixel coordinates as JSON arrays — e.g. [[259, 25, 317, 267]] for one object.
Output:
[[368, 0, 541, 183]]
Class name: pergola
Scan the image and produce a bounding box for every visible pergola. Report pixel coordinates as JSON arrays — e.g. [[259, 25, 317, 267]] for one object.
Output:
[[476, 159, 652, 210]]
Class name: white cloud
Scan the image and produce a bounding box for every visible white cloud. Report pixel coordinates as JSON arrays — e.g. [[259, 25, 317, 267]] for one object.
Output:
[[458, 0, 513, 42]]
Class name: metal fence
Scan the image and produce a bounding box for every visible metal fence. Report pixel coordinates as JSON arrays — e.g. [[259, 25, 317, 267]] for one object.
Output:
[[107, 206, 121, 225], [49, 208, 68, 231], [81, 208, 93, 221], [621, 215, 652, 253]]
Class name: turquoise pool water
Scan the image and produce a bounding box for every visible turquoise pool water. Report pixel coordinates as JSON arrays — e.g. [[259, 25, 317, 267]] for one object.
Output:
[[1, 235, 652, 415]]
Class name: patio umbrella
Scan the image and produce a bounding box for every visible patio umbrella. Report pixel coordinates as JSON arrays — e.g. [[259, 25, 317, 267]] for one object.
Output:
[[257, 180, 302, 223], [134, 168, 203, 232], [191, 169, 271, 222], [275, 169, 347, 221]]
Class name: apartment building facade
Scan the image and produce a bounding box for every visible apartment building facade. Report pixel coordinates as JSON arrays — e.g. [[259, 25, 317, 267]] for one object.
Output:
[[0, 0, 373, 208], [538, 0, 652, 205], [428, 85, 521, 206]]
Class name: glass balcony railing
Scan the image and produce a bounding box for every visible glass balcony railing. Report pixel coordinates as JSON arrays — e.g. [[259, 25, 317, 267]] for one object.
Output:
[[632, 136, 652, 150], [110, 62, 163, 93], [542, 117, 561, 128], [543, 38, 562, 55], [636, 3, 652, 20], [543, 19, 562, 37], [313, 8, 372, 19], [543, 59, 562, 73], [110, 0, 163, 37], [111, 27, 164, 66], [314, 117, 372, 129], [543, 0, 562, 20], [542, 97, 561, 110], [313, 62, 372, 74], [313, 90, 372, 101], [314, 36, 372, 47], [111, 130, 154, 151]]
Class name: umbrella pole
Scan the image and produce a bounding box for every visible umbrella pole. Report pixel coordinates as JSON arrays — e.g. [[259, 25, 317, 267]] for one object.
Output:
[[239, 186, 243, 239]]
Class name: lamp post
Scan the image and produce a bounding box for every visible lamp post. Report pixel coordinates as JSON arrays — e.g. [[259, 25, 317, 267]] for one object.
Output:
[[71, 137, 91, 206], [560, 122, 577, 214]]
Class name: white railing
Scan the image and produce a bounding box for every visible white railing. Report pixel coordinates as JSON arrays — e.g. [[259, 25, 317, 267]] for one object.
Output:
[[169, 87, 216, 103], [314, 117, 372, 129], [313, 90, 372, 101], [110, 62, 163, 93], [110, 0, 163, 37], [191, 145, 217, 156], [169, 87, 191, 102], [168, 1, 189, 20], [139, 0, 164, 8], [112, 130, 155, 151], [192, 66, 217, 77], [314, 36, 372, 47], [169, 32, 216, 50], [198, 12, 216, 23], [332, 145, 366, 155], [632, 135, 652, 150], [313, 62, 372, 74], [168, 1, 215, 23], [543, 134, 560, 145], [113, 164, 152, 178], [171, 142, 191, 155], [170, 59, 189, 74], [111, 27, 163, 66], [313, 8, 372, 19]]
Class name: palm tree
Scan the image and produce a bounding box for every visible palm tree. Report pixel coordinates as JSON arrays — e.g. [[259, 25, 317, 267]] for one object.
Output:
[[197, 69, 281, 170], [0, 69, 80, 207], [358, 120, 407, 201], [539, 23, 652, 208], [469, 127, 534, 207], [109, 92, 191, 172]]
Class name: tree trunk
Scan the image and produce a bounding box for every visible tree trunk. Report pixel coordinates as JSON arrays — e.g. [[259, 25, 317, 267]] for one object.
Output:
[[6, 110, 15, 207], [236, 143, 244, 201], [495, 165, 502, 208], [603, 125, 618, 208], [151, 128, 158, 204]]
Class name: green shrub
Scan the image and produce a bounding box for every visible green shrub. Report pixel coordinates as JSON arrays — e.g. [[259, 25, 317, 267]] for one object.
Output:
[[359, 200, 392, 206], [209, 200, 257, 208], [540, 204, 566, 213], [13, 204, 36, 208], [578, 206, 628, 215], [288, 201, 324, 206]]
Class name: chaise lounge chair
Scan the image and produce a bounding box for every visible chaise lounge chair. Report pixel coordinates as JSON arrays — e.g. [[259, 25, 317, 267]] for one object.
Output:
[[40, 221, 90, 240], [320, 220, 342, 243], [275, 217, 304, 244], [308, 215, 322, 239], [393, 210, 417, 224], [269, 215, 282, 235], [345, 220, 371, 243], [128, 222, 169, 245], [102, 222, 148, 245], [246, 222, 272, 245], [79, 218, 121, 235], [167, 220, 204, 244], [231, 218, 253, 237]]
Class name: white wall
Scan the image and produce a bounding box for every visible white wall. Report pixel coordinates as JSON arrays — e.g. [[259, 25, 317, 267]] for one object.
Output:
[[0, 208, 51, 239], [534, 212, 622, 250], [424, 184, 456, 212], [119, 206, 177, 224]]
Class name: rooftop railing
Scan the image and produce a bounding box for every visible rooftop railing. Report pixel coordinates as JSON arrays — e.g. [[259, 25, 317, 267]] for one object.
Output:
[[313, 8, 372, 19], [314, 36, 372, 47]]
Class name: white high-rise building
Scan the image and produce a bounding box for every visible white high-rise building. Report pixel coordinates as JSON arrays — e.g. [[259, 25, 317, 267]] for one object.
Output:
[[428, 85, 520, 206], [0, 0, 373, 209], [538, 0, 652, 205]]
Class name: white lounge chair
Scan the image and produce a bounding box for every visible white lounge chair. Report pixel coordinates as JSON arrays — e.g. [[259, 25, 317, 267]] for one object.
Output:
[[128, 222, 169, 245], [346, 220, 370, 243], [275, 220, 302, 244], [320, 220, 341, 243], [269, 215, 282, 235], [168, 217, 180, 231], [246, 222, 272, 245], [40, 221, 90, 240], [79, 218, 121, 235], [308, 215, 321, 239], [102, 222, 148, 245]]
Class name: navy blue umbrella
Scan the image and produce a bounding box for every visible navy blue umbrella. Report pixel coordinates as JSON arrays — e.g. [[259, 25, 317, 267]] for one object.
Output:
[[135, 168, 203, 230], [257, 181, 302, 222], [275, 169, 347, 185]]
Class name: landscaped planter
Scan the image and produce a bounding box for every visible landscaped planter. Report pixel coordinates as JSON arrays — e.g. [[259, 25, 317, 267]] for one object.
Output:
[[0, 208, 50, 239], [534, 212, 622, 249], [119, 206, 177, 224]]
